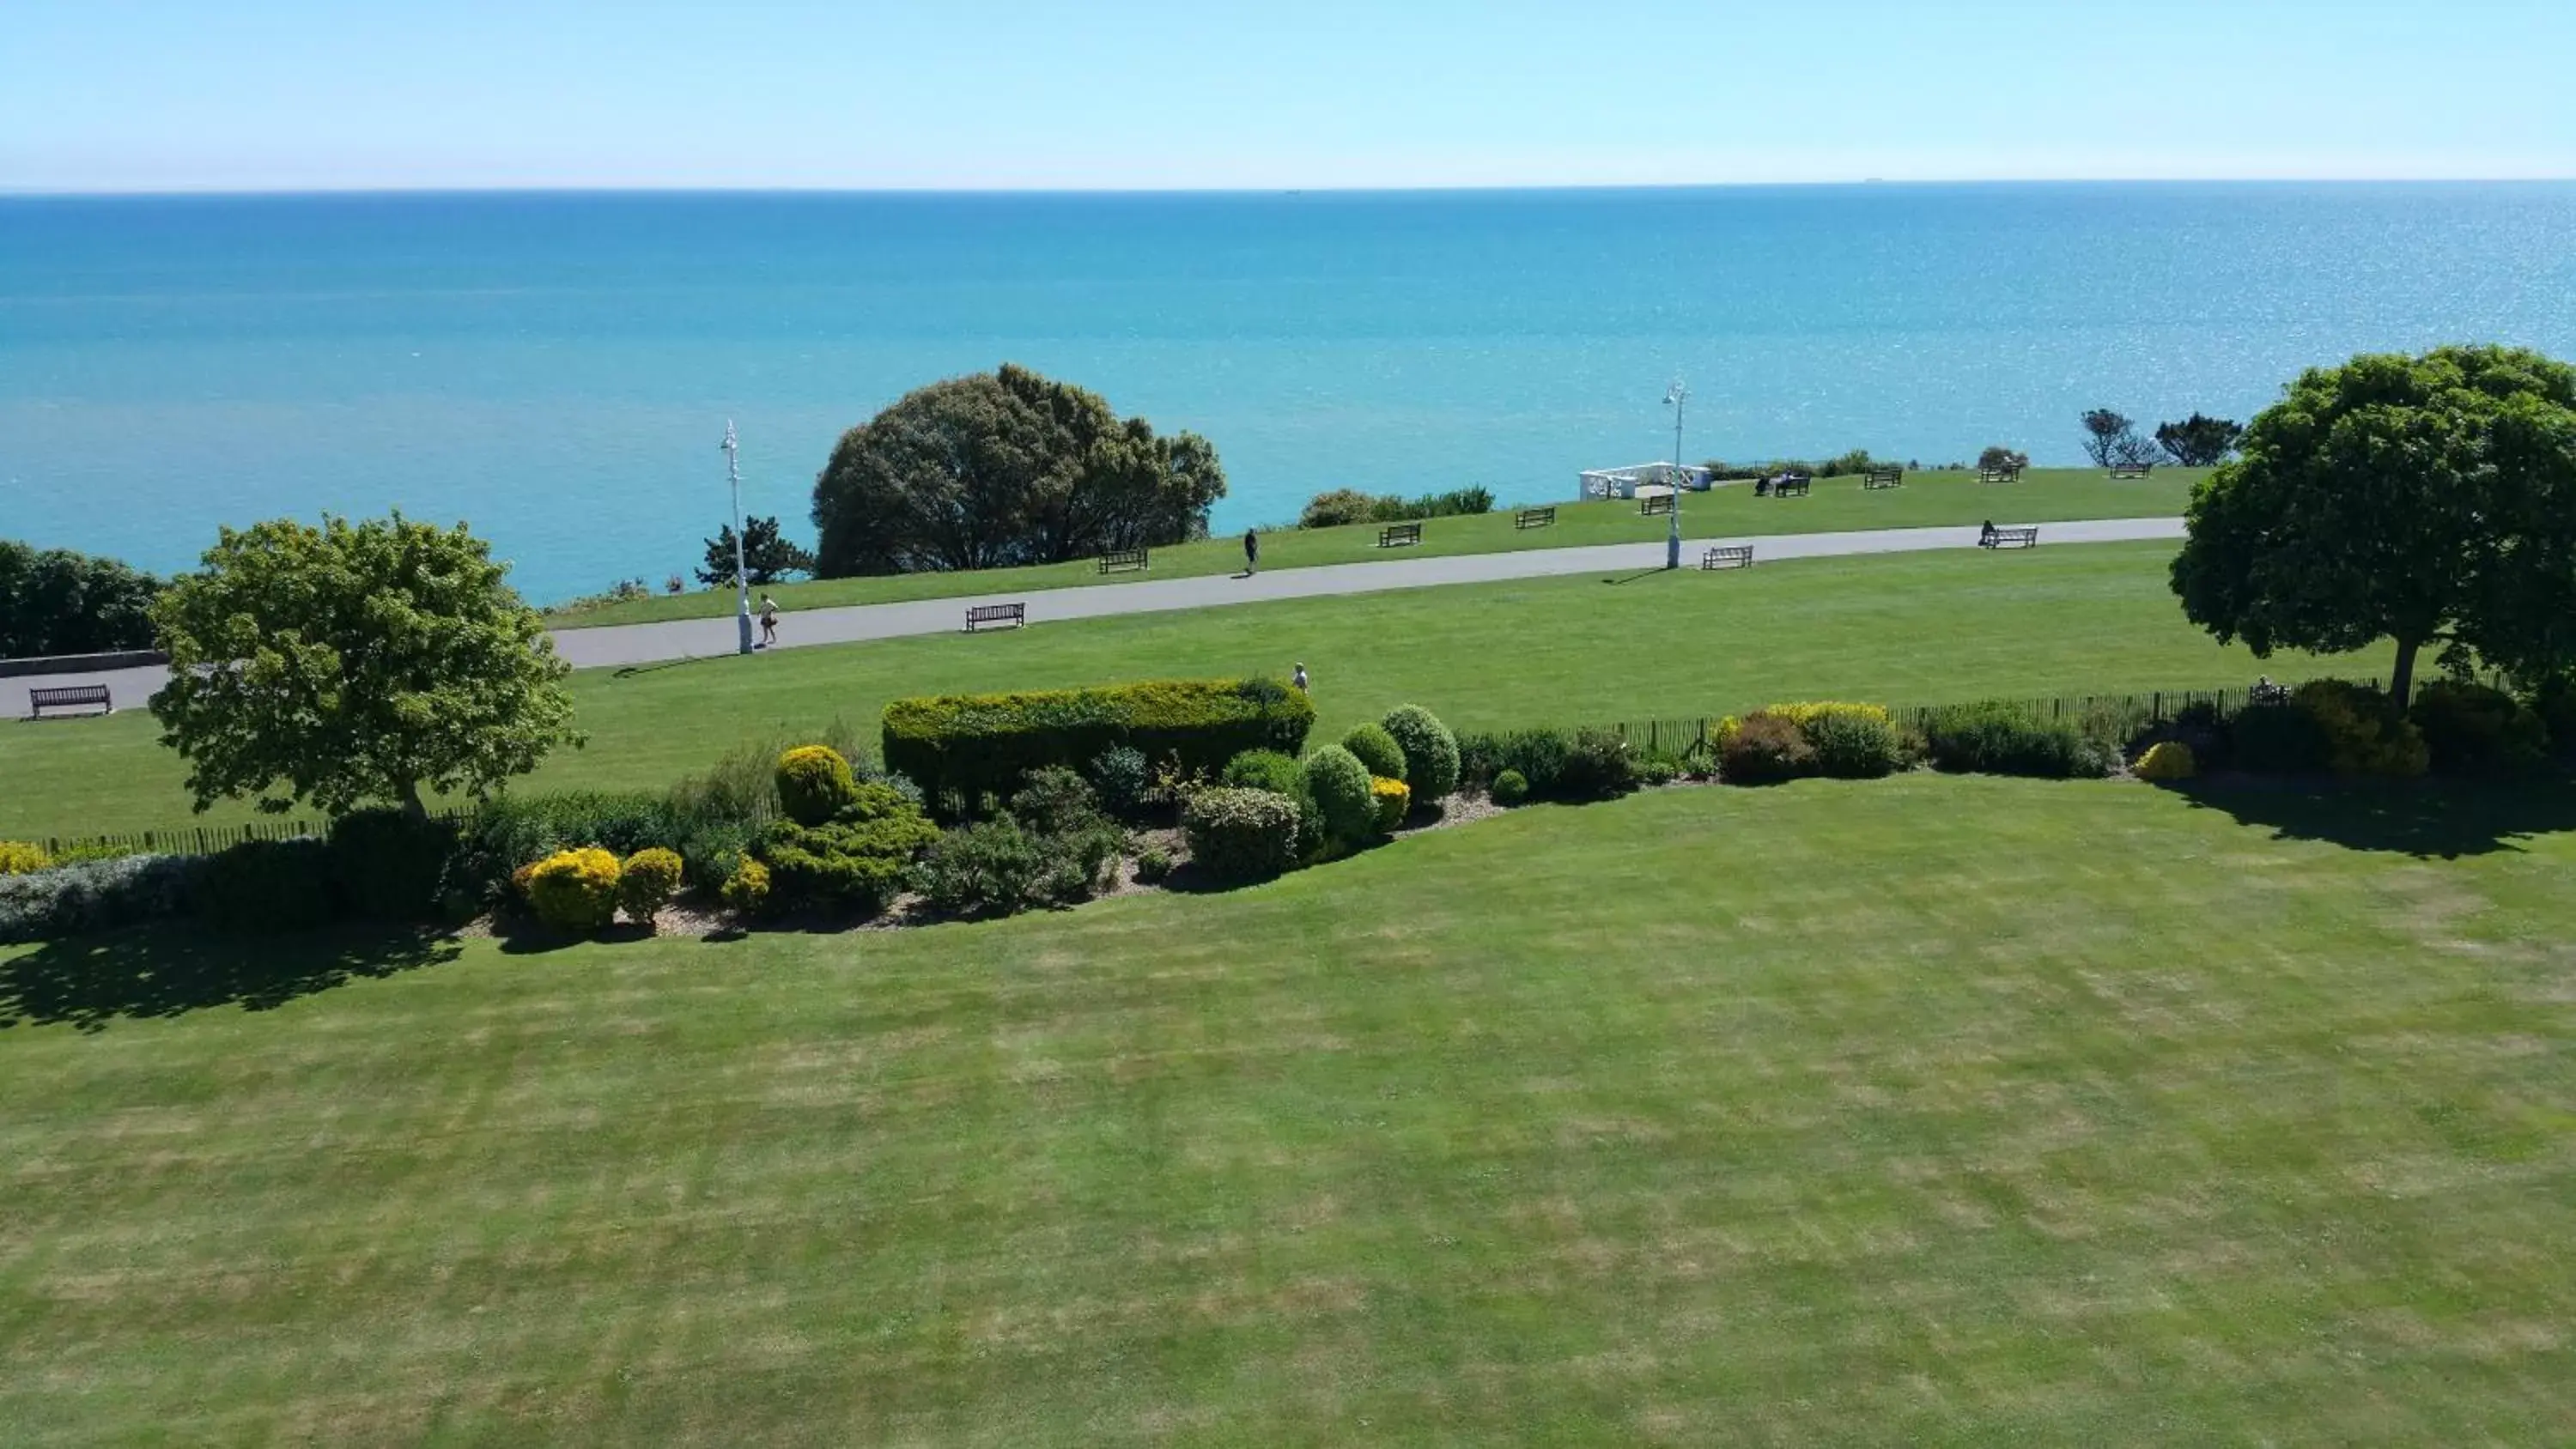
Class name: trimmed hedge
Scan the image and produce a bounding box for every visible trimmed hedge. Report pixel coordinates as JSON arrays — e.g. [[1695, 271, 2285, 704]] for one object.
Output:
[[884, 677, 1315, 809], [1924, 703, 2108, 779], [0, 854, 200, 944]]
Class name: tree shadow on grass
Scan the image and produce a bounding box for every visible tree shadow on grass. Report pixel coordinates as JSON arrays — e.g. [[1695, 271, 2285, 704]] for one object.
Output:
[[2171, 774, 2576, 859], [0, 923, 464, 1034]]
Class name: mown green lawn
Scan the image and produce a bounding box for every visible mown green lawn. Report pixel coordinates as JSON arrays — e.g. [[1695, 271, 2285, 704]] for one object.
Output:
[[3, 774, 2569, 1445], [546, 467, 2199, 626], [0, 541, 2382, 841]]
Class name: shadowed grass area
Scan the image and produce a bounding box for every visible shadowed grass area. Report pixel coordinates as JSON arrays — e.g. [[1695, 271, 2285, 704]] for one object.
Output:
[[3, 775, 2569, 1444], [0, 542, 2381, 840], [545, 466, 2198, 625]]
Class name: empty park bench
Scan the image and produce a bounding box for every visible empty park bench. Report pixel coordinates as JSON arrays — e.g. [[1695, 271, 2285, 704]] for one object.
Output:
[[1378, 522, 1423, 548], [27, 683, 113, 719], [1638, 493, 1675, 517], [1771, 473, 1813, 498], [1096, 547, 1149, 573], [1701, 545, 1754, 570], [1979, 525, 2040, 550], [2109, 462, 2154, 480], [1862, 465, 1905, 489], [1978, 464, 2024, 484], [1515, 506, 1556, 530], [964, 602, 1027, 633]]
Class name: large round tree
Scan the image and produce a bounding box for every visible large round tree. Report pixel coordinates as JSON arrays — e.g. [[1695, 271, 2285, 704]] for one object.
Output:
[[2171, 345, 2576, 706], [150, 513, 581, 817], [811, 365, 1225, 576]]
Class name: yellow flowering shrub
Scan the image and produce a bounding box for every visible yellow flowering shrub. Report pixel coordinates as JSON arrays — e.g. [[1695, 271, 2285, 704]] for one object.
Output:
[[1370, 776, 1411, 833], [1716, 702, 1889, 750], [720, 858, 772, 915], [618, 846, 684, 926], [0, 841, 55, 876], [2134, 740, 2196, 780], [526, 847, 623, 934]]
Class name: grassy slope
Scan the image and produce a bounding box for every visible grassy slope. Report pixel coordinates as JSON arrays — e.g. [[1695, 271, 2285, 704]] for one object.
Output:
[[0, 542, 2385, 840], [3, 775, 2570, 1445], [547, 467, 2198, 626]]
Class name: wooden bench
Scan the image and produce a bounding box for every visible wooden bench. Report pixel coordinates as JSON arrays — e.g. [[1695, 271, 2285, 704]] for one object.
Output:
[[2109, 462, 2154, 480], [1771, 473, 1812, 498], [1978, 464, 2024, 484], [1700, 545, 1754, 571], [1377, 522, 1423, 549], [1096, 547, 1149, 573], [27, 683, 112, 719], [1862, 465, 1905, 489], [1514, 507, 1556, 530], [1979, 526, 2040, 550], [964, 602, 1027, 633], [1638, 494, 1674, 517]]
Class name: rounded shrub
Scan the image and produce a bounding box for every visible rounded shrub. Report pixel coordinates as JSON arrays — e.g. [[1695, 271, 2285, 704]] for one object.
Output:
[[2293, 681, 2427, 779], [2409, 679, 2549, 776], [913, 818, 1050, 919], [1490, 769, 1530, 806], [1086, 746, 1152, 819], [1637, 757, 1680, 786], [1806, 711, 1905, 779], [197, 838, 337, 935], [1133, 846, 1174, 884], [1222, 749, 1304, 795], [1182, 787, 1303, 884], [1494, 729, 1571, 797], [526, 847, 623, 934], [775, 745, 860, 826], [1370, 777, 1411, 833], [1341, 723, 1407, 783], [1556, 727, 1638, 799], [719, 857, 771, 915], [2228, 700, 2327, 773], [0, 841, 54, 876], [1300, 745, 1376, 844], [1380, 705, 1461, 801], [2134, 740, 2197, 781], [618, 846, 683, 925], [1720, 712, 1819, 785]]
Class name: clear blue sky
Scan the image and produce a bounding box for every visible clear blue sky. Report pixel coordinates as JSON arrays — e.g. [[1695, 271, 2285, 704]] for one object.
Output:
[[5, 0, 2570, 191]]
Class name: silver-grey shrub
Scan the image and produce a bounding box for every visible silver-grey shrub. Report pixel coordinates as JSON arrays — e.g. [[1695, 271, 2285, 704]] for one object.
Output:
[[0, 854, 203, 944]]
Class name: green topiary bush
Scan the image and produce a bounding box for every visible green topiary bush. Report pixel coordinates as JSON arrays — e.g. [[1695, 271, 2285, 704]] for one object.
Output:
[[1341, 722, 1407, 782], [1806, 711, 1906, 779], [618, 846, 683, 926], [882, 676, 1315, 809], [2293, 680, 2427, 779], [1924, 703, 2107, 779], [1380, 705, 1461, 801], [526, 846, 623, 934], [1300, 745, 1376, 844], [1489, 769, 1529, 805], [1221, 749, 1304, 795], [2408, 678, 2549, 776], [775, 744, 861, 825], [327, 807, 459, 922], [196, 837, 338, 935], [1182, 787, 1303, 884], [1086, 746, 1153, 820], [1719, 712, 1819, 784], [1555, 727, 1637, 799]]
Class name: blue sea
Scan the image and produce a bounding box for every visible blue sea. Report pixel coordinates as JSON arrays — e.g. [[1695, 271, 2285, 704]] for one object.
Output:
[[3, 184, 2572, 603]]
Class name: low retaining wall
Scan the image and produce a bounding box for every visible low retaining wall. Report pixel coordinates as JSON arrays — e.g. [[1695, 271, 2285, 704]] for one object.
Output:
[[0, 649, 170, 678]]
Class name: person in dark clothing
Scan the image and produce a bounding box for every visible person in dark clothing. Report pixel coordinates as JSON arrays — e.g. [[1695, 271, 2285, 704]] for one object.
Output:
[[1978, 518, 1996, 547], [1243, 529, 1260, 576]]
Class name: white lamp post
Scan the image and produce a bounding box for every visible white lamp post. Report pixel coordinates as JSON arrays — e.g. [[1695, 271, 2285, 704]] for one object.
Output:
[[722, 420, 754, 655], [1662, 379, 1688, 570]]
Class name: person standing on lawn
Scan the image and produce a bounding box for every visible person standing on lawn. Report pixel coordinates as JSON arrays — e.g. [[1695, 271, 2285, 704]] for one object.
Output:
[[1292, 662, 1309, 692], [1242, 528, 1260, 576]]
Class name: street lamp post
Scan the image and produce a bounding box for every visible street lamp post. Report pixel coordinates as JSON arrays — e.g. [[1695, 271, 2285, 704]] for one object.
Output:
[[1662, 379, 1688, 570], [722, 421, 754, 656]]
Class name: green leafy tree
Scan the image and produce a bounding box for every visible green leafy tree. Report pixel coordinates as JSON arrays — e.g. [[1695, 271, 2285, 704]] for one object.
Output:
[[149, 513, 581, 817], [696, 514, 815, 587], [811, 364, 1225, 576], [0, 541, 162, 656], [2080, 409, 2143, 467], [2154, 413, 2245, 467], [2172, 346, 2576, 707]]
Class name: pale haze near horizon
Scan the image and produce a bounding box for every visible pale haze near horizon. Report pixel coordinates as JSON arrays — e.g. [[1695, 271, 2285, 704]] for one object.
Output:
[[4, 0, 2572, 192]]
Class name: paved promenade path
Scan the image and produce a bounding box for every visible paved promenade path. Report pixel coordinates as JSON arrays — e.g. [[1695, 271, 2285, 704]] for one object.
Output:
[[6, 517, 2184, 714]]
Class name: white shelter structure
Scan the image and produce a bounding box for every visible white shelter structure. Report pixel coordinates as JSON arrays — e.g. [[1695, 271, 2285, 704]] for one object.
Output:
[[1578, 461, 1714, 501]]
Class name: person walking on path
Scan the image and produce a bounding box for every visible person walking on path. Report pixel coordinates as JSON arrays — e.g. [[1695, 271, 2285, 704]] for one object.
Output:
[[759, 593, 781, 647], [1242, 528, 1260, 577], [1291, 662, 1309, 692]]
